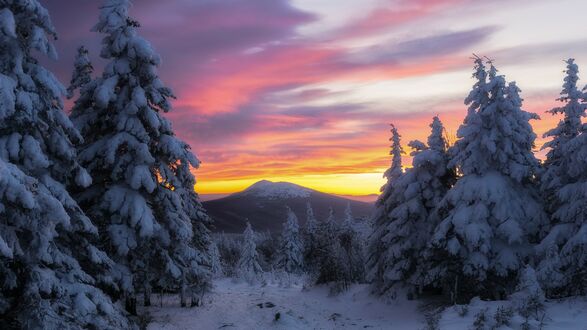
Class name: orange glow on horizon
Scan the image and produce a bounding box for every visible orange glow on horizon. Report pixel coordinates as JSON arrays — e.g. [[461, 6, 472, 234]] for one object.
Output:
[[193, 97, 562, 197]]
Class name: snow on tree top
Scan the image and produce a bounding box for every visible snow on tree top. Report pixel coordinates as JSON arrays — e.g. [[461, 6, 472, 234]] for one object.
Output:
[[241, 180, 312, 199]]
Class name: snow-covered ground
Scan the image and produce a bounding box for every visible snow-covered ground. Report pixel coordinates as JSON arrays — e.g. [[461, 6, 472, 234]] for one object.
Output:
[[146, 277, 587, 330], [146, 277, 423, 329]]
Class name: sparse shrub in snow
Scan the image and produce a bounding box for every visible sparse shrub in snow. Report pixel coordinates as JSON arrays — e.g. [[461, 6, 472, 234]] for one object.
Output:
[[456, 304, 470, 317], [492, 305, 514, 328], [511, 267, 546, 325], [70, 0, 212, 312], [422, 310, 441, 330], [0, 1, 130, 328], [276, 206, 304, 274], [426, 58, 547, 303], [472, 308, 489, 330], [237, 223, 263, 283]]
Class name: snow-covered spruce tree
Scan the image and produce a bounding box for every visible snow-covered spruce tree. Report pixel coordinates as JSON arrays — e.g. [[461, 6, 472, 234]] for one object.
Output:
[[315, 207, 348, 289], [237, 222, 263, 282], [536, 59, 587, 297], [540, 59, 586, 214], [70, 0, 211, 312], [277, 207, 304, 274], [303, 202, 320, 273], [216, 233, 241, 277], [339, 203, 366, 283], [66, 45, 93, 99], [426, 59, 547, 303], [366, 124, 404, 292], [370, 116, 455, 298], [209, 241, 223, 278], [0, 1, 131, 328]]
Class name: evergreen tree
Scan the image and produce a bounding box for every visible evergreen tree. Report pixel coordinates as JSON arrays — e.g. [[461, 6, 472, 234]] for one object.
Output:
[[237, 222, 262, 281], [315, 207, 346, 287], [70, 0, 211, 312], [366, 124, 404, 291], [66, 45, 93, 99], [303, 202, 319, 273], [342, 202, 353, 229], [339, 203, 366, 283], [536, 59, 587, 296], [321, 206, 338, 243], [209, 241, 223, 278], [540, 59, 586, 212], [0, 1, 130, 327], [427, 59, 547, 303], [277, 206, 304, 274], [369, 116, 455, 297]]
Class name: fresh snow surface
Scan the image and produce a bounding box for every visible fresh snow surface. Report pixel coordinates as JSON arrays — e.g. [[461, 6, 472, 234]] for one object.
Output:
[[439, 296, 587, 330], [241, 180, 312, 199], [146, 277, 422, 329], [146, 278, 587, 329]]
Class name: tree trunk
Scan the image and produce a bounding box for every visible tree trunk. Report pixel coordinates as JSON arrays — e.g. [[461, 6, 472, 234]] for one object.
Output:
[[125, 293, 137, 316], [453, 275, 459, 305], [144, 284, 151, 307], [191, 288, 201, 307], [180, 285, 187, 307]]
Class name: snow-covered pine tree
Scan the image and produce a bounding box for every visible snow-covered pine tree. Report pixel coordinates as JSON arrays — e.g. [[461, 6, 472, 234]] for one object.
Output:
[[321, 206, 338, 244], [536, 59, 587, 297], [427, 59, 547, 303], [66, 45, 93, 99], [0, 1, 130, 328], [540, 59, 586, 213], [303, 202, 320, 273], [209, 241, 223, 278], [237, 222, 263, 282], [315, 207, 347, 288], [537, 64, 587, 296], [216, 233, 241, 277], [339, 203, 366, 283], [70, 0, 211, 312], [277, 207, 304, 274], [342, 202, 353, 229], [369, 116, 455, 298], [366, 124, 404, 292]]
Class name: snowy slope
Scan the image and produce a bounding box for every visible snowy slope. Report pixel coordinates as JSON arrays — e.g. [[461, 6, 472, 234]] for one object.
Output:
[[203, 180, 373, 233], [146, 279, 587, 330], [241, 180, 312, 199]]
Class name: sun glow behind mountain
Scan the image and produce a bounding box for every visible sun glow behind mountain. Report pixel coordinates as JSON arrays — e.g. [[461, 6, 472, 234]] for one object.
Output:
[[44, 0, 587, 197]]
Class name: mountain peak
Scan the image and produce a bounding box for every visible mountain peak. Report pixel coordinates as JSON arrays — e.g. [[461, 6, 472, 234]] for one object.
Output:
[[241, 180, 312, 199]]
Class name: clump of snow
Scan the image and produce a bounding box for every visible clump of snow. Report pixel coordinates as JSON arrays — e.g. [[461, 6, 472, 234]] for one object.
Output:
[[242, 180, 312, 199]]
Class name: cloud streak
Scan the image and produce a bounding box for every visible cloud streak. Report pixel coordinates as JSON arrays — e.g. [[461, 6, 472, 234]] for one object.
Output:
[[41, 0, 584, 195]]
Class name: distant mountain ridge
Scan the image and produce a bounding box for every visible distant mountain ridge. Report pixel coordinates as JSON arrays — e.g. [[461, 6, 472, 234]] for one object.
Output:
[[203, 180, 374, 233], [241, 180, 312, 199]]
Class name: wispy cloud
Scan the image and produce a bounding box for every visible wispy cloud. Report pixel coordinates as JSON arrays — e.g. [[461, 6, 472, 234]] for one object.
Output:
[[42, 0, 586, 195]]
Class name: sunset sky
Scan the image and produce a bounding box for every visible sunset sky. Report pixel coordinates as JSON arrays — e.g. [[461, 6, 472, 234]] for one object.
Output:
[[44, 0, 587, 198]]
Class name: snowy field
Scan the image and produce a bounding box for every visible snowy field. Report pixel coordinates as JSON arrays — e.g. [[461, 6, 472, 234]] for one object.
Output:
[[145, 277, 422, 329], [145, 278, 587, 330]]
